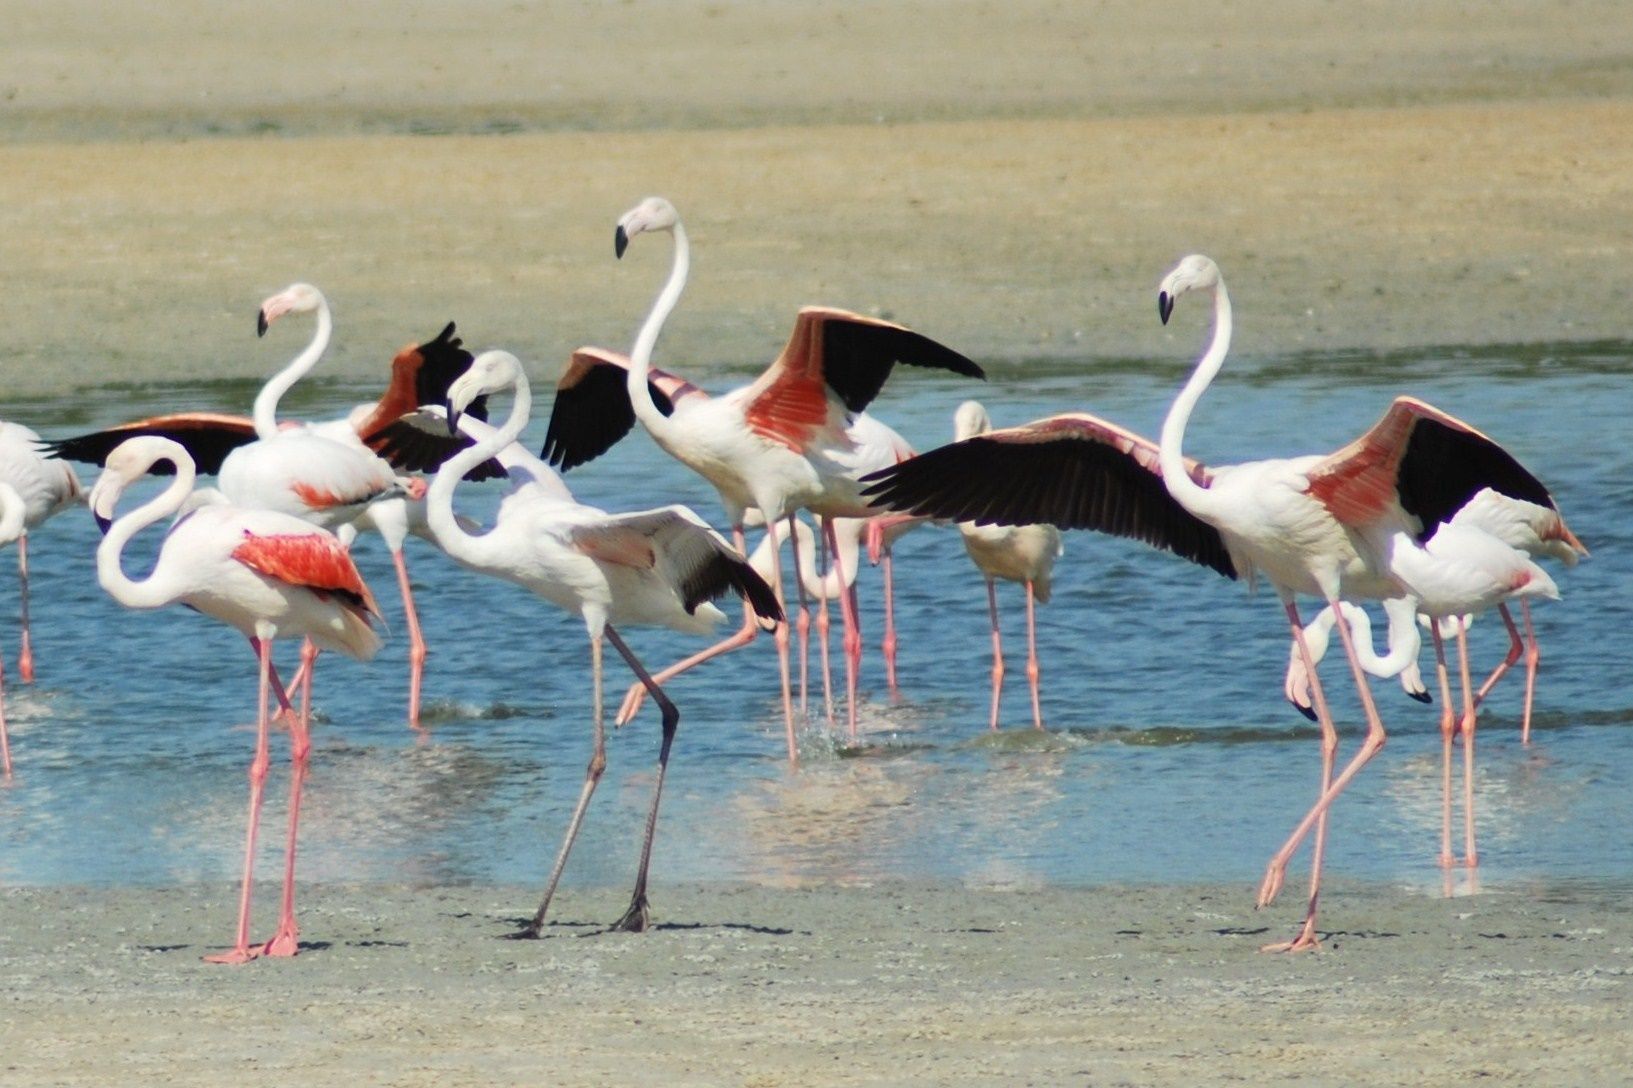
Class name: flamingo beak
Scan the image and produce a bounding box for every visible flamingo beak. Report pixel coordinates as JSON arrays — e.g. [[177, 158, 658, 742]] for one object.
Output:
[[1408, 689, 1433, 704], [94, 511, 113, 535], [445, 403, 462, 437], [1158, 291, 1174, 325], [615, 224, 630, 259], [1288, 698, 1317, 723], [257, 309, 270, 337]]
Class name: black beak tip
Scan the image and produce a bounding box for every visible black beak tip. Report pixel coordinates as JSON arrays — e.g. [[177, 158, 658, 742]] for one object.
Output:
[[257, 310, 269, 337], [446, 406, 462, 437], [1158, 292, 1174, 325], [614, 225, 629, 259], [1410, 690, 1433, 705], [94, 512, 113, 536], [1291, 699, 1317, 723]]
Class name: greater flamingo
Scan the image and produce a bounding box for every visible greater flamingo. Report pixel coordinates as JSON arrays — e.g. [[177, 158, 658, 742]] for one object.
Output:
[[540, 196, 983, 758], [0, 420, 82, 684], [45, 300, 499, 727], [0, 483, 27, 776], [1284, 598, 1430, 717], [90, 436, 382, 963], [423, 349, 782, 935], [863, 254, 1565, 950], [947, 401, 1065, 732]]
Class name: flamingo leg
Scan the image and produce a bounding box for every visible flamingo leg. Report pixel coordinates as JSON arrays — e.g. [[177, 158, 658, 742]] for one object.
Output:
[[824, 518, 862, 741], [795, 527, 812, 721], [1471, 604, 1524, 714], [605, 625, 679, 933], [263, 639, 318, 957], [1455, 624, 1479, 869], [522, 633, 609, 938], [1024, 580, 1044, 730], [16, 534, 33, 684], [614, 526, 762, 727], [769, 517, 797, 759], [392, 548, 428, 733], [986, 577, 1004, 731], [206, 634, 276, 964], [1430, 623, 1457, 869], [0, 650, 13, 779], [881, 544, 900, 695], [809, 520, 834, 726], [1519, 601, 1540, 746], [246, 636, 298, 720], [1260, 597, 1388, 953]]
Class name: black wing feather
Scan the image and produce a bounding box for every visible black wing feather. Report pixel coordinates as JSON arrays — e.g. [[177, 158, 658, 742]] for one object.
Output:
[[40, 420, 257, 475], [541, 365, 674, 471], [1397, 419, 1557, 540], [367, 418, 508, 482], [821, 320, 985, 415]]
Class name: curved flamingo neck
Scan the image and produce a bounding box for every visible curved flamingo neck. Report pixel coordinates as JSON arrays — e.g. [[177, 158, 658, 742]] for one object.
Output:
[[253, 297, 333, 439], [98, 452, 198, 610], [627, 221, 689, 439], [426, 370, 532, 564], [1158, 280, 1232, 522], [0, 483, 24, 544]]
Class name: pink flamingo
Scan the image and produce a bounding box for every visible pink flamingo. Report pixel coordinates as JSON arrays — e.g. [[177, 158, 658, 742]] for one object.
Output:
[[863, 254, 1568, 950], [423, 349, 782, 935], [90, 435, 382, 963], [0, 420, 82, 685], [46, 300, 496, 728], [540, 196, 983, 759], [0, 483, 27, 776]]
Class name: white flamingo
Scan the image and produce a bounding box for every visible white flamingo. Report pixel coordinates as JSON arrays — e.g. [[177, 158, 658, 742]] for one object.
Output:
[[0, 420, 82, 686], [422, 349, 782, 936], [90, 435, 382, 963]]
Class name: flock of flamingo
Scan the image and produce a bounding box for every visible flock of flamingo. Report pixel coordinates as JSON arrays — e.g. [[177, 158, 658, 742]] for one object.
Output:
[[0, 197, 1583, 962]]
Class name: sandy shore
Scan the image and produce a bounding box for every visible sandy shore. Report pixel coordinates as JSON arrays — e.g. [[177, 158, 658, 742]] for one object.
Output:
[[2, 880, 1629, 1086], [2, 2, 1631, 399]]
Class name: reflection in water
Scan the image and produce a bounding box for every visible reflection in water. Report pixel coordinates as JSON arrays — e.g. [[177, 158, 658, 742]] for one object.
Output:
[[0, 344, 1629, 893]]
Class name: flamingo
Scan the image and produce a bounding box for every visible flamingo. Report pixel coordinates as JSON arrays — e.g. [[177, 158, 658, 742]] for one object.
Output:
[[862, 254, 1566, 950], [89, 435, 382, 963], [539, 196, 983, 758], [0, 421, 83, 684], [44, 297, 500, 727], [421, 349, 782, 935], [1284, 598, 1430, 717], [0, 482, 27, 776], [935, 401, 1067, 732]]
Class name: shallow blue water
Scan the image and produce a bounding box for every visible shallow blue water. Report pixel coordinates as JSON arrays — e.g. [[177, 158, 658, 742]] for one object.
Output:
[[1, 341, 1628, 899]]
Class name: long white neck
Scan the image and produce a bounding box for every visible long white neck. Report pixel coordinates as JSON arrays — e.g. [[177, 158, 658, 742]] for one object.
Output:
[[253, 297, 333, 439], [626, 221, 689, 439], [1158, 281, 1232, 522], [425, 372, 532, 565], [97, 458, 198, 610], [0, 483, 25, 545], [751, 517, 858, 600]]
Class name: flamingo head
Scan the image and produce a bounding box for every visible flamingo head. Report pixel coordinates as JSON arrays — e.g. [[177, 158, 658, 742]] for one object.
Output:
[[257, 282, 326, 337], [1157, 255, 1221, 325], [88, 436, 190, 533], [446, 349, 523, 434], [615, 196, 680, 258], [952, 400, 992, 442]]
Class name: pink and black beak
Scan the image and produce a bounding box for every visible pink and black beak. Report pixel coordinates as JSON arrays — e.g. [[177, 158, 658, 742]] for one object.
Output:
[[257, 308, 270, 337], [615, 224, 630, 259], [1158, 291, 1175, 325]]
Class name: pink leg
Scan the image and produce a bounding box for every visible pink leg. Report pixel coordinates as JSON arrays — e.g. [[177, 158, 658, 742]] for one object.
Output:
[[986, 578, 1004, 731], [809, 522, 834, 726], [16, 535, 33, 685], [881, 546, 900, 695], [615, 526, 762, 726], [1520, 601, 1540, 746], [1024, 580, 1043, 730], [263, 639, 319, 956], [1471, 605, 1523, 714], [795, 531, 812, 721], [824, 518, 862, 741], [1455, 625, 1479, 869], [1259, 598, 1388, 952], [205, 637, 276, 964], [0, 650, 13, 779], [391, 549, 428, 732], [1429, 624, 1457, 869]]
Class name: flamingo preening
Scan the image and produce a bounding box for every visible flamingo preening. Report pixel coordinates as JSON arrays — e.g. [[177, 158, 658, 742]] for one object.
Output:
[[863, 254, 1571, 950], [89, 436, 382, 963], [0, 420, 83, 688], [539, 196, 983, 759], [422, 349, 782, 935], [44, 289, 501, 728]]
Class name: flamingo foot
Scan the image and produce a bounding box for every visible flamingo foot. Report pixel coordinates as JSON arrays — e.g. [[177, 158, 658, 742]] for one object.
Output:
[[260, 926, 300, 958], [1256, 860, 1289, 909], [1259, 931, 1323, 954], [616, 681, 647, 727], [609, 894, 651, 933], [203, 946, 261, 965]]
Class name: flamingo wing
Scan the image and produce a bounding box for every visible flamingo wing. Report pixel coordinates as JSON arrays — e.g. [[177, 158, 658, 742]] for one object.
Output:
[[859, 413, 1238, 579], [574, 506, 783, 622], [1306, 396, 1558, 540], [232, 530, 382, 618], [539, 348, 699, 470], [367, 412, 509, 481], [41, 413, 258, 475], [741, 308, 984, 451], [354, 322, 489, 447]]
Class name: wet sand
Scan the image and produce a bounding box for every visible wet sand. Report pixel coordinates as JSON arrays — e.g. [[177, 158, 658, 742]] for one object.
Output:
[[3, 880, 1630, 1086], [4, 3, 1632, 1084]]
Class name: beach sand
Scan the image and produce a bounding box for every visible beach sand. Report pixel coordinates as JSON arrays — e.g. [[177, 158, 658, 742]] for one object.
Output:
[[2, 880, 1630, 1086], [3, 3, 1632, 1083]]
